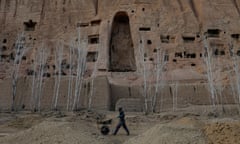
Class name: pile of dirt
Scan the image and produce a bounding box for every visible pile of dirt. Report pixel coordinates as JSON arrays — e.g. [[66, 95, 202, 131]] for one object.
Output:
[[203, 121, 240, 144], [124, 117, 206, 144], [75, 110, 106, 122], [0, 111, 112, 144], [0, 120, 107, 144], [6, 115, 42, 129]]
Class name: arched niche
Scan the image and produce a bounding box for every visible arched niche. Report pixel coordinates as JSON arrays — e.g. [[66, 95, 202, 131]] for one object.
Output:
[[109, 12, 136, 72]]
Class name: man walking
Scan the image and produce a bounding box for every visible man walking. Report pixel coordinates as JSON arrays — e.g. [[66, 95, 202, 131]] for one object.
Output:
[[113, 107, 130, 135]]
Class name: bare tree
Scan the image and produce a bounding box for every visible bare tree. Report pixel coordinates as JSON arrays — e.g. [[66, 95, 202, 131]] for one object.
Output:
[[229, 42, 240, 112], [52, 42, 63, 110], [31, 50, 38, 110], [138, 36, 149, 114], [214, 56, 227, 113], [151, 48, 166, 112], [31, 45, 48, 112], [38, 46, 48, 111], [11, 33, 27, 111], [72, 28, 87, 111], [67, 42, 74, 111], [88, 48, 99, 110], [203, 36, 217, 107], [138, 36, 167, 114]]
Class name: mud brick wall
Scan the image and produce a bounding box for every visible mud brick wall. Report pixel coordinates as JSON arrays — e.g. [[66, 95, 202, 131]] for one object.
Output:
[[0, 76, 110, 111]]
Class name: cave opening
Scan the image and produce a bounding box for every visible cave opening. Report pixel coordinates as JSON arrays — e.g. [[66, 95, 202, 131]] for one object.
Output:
[[207, 29, 221, 38], [182, 36, 195, 42], [23, 19, 37, 31], [109, 12, 136, 72], [87, 52, 98, 62], [88, 34, 99, 44]]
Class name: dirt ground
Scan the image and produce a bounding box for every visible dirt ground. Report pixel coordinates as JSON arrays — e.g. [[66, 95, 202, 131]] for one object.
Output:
[[0, 107, 240, 144]]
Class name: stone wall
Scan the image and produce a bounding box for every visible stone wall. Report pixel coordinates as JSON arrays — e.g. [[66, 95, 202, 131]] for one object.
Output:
[[0, 76, 110, 111], [111, 83, 237, 112], [0, 75, 237, 112]]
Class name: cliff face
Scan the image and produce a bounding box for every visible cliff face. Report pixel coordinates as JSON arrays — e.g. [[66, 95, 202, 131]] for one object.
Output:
[[0, 0, 240, 111], [0, 0, 240, 80]]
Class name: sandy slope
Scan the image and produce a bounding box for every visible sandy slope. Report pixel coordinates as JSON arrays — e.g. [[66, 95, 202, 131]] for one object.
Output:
[[0, 111, 111, 144], [1, 110, 240, 144], [0, 121, 105, 144], [124, 117, 206, 144]]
